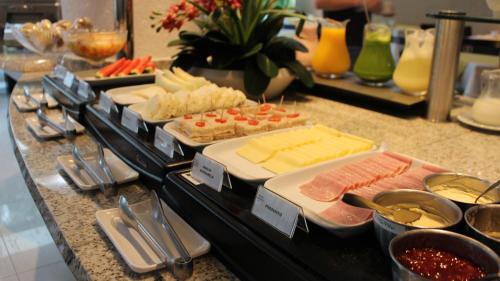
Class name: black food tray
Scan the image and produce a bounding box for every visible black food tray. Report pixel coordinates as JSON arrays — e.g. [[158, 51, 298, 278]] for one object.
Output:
[[163, 170, 392, 281], [84, 104, 193, 187], [42, 75, 88, 121]]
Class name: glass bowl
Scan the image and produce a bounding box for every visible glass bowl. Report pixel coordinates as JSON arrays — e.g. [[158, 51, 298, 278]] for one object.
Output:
[[63, 29, 127, 62]]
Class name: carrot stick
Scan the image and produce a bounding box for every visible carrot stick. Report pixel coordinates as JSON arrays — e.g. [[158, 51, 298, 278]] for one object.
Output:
[[118, 58, 141, 76], [131, 56, 152, 75], [110, 60, 131, 77], [96, 58, 126, 78], [144, 61, 156, 73]]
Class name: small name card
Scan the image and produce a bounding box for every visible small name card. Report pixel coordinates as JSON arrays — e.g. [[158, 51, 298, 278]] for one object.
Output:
[[191, 152, 225, 192], [53, 65, 67, 80], [251, 186, 302, 238], [98, 92, 114, 115], [63, 71, 75, 88], [154, 127, 182, 158], [121, 107, 140, 133], [77, 80, 92, 100]]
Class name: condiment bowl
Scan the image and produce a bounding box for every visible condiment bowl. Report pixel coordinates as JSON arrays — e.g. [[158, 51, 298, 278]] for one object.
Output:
[[424, 172, 498, 211], [372, 189, 462, 254], [465, 204, 500, 254], [389, 229, 500, 281]]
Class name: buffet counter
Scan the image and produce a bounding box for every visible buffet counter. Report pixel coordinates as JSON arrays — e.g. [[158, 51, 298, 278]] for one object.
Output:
[[8, 78, 500, 280], [8, 80, 237, 281]]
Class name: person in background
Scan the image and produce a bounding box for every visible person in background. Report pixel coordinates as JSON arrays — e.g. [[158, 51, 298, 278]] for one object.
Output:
[[315, 0, 382, 62]]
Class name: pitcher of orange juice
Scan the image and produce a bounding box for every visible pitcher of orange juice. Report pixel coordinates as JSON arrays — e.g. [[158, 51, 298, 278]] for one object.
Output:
[[312, 19, 350, 79]]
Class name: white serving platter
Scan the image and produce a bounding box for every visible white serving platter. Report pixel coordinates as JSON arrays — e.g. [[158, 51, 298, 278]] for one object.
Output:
[[202, 126, 377, 183], [96, 199, 210, 273], [457, 108, 500, 132], [105, 83, 158, 106], [264, 150, 446, 238], [13, 93, 58, 111], [57, 148, 139, 191], [26, 115, 85, 139]]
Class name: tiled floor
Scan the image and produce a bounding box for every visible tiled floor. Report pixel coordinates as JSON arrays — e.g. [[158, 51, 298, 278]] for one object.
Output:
[[0, 73, 75, 281]]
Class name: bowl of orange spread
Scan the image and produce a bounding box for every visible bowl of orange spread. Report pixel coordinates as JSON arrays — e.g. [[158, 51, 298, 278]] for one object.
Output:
[[389, 229, 499, 281]]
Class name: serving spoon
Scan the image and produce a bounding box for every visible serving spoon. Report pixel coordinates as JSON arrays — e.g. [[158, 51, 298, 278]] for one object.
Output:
[[475, 179, 500, 204], [342, 193, 422, 224]]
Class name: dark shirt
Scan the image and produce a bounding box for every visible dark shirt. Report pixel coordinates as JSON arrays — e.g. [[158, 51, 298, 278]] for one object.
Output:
[[323, 8, 368, 47]]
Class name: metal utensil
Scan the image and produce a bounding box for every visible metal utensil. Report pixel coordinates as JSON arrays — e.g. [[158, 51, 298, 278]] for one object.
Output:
[[342, 193, 422, 224], [118, 196, 171, 263], [150, 190, 193, 280], [23, 85, 37, 105], [71, 145, 111, 195], [475, 180, 500, 204], [96, 143, 116, 196], [36, 102, 77, 141]]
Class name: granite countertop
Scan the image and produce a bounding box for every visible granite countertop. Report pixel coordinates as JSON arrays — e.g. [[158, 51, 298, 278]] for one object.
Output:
[[8, 80, 500, 281], [8, 82, 238, 281]]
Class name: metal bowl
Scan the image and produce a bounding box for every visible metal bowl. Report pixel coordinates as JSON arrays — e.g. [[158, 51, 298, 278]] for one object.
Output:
[[424, 172, 498, 211], [465, 204, 500, 254], [389, 229, 500, 281], [372, 189, 462, 254]]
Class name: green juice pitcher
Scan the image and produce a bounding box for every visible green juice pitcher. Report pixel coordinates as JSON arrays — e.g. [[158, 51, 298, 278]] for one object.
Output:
[[353, 23, 395, 86]]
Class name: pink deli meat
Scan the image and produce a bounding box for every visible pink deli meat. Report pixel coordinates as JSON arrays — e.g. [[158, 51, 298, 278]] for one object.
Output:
[[299, 152, 412, 202], [319, 199, 373, 225]]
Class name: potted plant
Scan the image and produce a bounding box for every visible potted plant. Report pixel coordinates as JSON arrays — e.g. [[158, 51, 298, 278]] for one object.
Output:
[[151, 0, 313, 98]]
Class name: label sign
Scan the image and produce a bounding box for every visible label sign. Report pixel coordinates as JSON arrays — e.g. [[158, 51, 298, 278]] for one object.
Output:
[[191, 152, 225, 192], [53, 65, 67, 80], [77, 80, 92, 100], [154, 127, 182, 158], [121, 107, 140, 133], [251, 186, 301, 238], [99, 92, 114, 114], [63, 71, 75, 88]]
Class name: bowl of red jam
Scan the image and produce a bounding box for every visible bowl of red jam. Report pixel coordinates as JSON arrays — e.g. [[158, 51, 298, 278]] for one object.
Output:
[[389, 229, 499, 281]]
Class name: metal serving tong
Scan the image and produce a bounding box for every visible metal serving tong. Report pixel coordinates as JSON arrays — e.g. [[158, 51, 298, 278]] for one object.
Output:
[[118, 192, 193, 280], [150, 190, 193, 279], [36, 96, 76, 140], [23, 85, 38, 106], [71, 144, 116, 197]]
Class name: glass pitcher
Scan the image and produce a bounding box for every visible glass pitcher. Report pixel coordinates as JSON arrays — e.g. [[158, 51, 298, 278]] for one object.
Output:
[[393, 28, 435, 96], [295, 21, 319, 68], [472, 69, 500, 126], [353, 23, 395, 86], [311, 19, 350, 79]]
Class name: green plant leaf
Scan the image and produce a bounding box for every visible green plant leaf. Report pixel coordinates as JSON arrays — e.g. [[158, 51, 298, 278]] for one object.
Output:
[[256, 53, 278, 77], [269, 36, 307, 52], [244, 60, 271, 96], [240, 43, 263, 59], [167, 39, 187, 47], [283, 60, 314, 88], [179, 31, 202, 41]]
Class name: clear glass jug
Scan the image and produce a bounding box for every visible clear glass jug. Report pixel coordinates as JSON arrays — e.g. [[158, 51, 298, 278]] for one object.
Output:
[[295, 21, 319, 68], [353, 23, 395, 86], [393, 28, 435, 96], [312, 19, 350, 79], [472, 69, 500, 126]]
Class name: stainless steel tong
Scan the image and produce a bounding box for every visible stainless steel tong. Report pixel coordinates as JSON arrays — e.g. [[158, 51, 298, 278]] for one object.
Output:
[[71, 144, 116, 196], [118, 192, 193, 280], [23, 86, 38, 106], [36, 96, 76, 140], [150, 190, 193, 280]]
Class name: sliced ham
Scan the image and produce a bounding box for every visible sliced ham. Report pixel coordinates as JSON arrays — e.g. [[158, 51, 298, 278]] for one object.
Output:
[[320, 199, 373, 225]]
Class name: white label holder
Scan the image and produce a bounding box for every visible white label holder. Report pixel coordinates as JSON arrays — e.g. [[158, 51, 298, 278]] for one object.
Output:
[[63, 71, 75, 88], [98, 91, 118, 115], [190, 152, 232, 192], [154, 126, 184, 158], [251, 185, 309, 239], [77, 80, 95, 101], [121, 107, 148, 134], [53, 65, 67, 80]]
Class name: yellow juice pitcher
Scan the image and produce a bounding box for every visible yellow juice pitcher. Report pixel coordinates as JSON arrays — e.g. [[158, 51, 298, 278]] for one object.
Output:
[[312, 19, 350, 79]]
